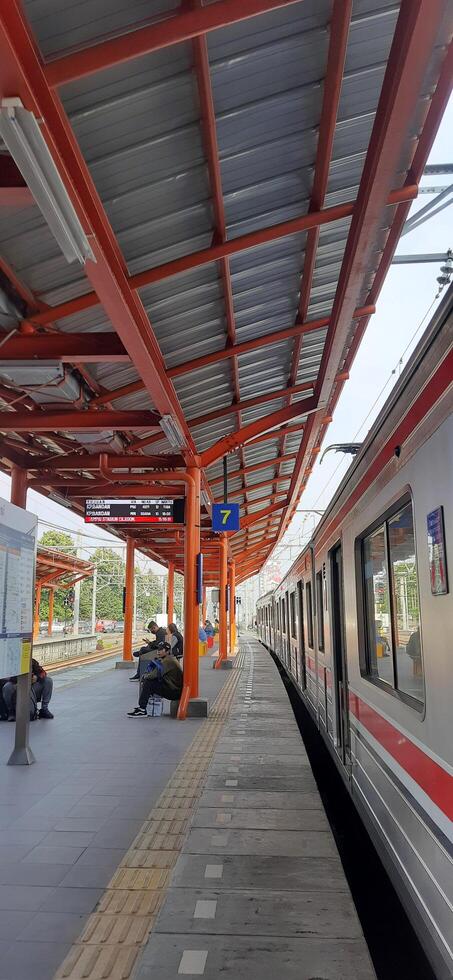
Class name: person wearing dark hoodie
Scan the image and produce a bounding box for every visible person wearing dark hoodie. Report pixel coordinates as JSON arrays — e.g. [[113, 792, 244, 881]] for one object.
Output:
[[2, 658, 54, 720], [127, 643, 183, 717]]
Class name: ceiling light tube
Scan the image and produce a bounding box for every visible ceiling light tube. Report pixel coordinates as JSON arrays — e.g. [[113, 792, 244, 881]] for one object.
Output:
[[159, 414, 185, 450], [0, 98, 94, 265]]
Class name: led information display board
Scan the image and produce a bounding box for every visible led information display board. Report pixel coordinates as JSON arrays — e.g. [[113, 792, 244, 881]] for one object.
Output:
[[85, 498, 185, 525]]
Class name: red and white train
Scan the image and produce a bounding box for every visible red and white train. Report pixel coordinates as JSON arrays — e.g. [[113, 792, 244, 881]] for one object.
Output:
[[257, 285, 453, 979]]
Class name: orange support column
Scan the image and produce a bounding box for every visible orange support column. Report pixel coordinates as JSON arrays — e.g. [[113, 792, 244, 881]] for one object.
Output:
[[33, 583, 42, 640], [229, 561, 237, 656], [178, 467, 203, 717], [167, 560, 175, 624], [216, 535, 228, 666], [47, 589, 54, 636], [122, 536, 135, 662]]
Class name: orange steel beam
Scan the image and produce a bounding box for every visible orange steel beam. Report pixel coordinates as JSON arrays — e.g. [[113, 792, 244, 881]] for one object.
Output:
[[192, 21, 250, 524], [227, 478, 291, 499], [316, 3, 448, 413], [200, 397, 317, 468], [0, 3, 198, 462], [276, 0, 352, 543], [122, 537, 135, 662], [241, 501, 287, 529], [167, 561, 175, 624], [0, 332, 129, 362], [244, 423, 304, 449], [272, 0, 452, 556], [130, 380, 317, 451], [29, 453, 184, 472], [45, 0, 303, 87], [24, 191, 412, 331], [0, 410, 160, 432], [209, 453, 297, 487]]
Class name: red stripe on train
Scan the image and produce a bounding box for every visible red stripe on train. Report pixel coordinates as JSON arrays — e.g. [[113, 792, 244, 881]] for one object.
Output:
[[349, 692, 453, 822]]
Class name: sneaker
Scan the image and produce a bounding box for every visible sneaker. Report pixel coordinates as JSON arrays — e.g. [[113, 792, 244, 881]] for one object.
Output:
[[129, 674, 140, 681], [7, 713, 15, 722], [127, 707, 147, 717], [39, 708, 54, 719]]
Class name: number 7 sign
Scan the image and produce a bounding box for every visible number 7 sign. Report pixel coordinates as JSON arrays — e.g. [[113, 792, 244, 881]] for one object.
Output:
[[212, 502, 240, 533]]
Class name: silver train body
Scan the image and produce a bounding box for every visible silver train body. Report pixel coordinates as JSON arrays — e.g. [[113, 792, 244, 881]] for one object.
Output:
[[257, 286, 453, 979]]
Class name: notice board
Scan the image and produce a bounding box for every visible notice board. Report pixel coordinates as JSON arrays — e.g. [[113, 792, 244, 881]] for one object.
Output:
[[0, 497, 37, 678]]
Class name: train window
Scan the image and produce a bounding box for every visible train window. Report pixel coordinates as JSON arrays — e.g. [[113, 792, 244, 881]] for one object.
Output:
[[306, 581, 314, 649], [316, 571, 324, 651], [290, 592, 296, 638], [359, 497, 423, 707], [281, 597, 286, 633]]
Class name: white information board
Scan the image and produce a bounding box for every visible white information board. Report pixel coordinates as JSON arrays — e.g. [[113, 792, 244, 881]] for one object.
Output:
[[0, 497, 37, 678]]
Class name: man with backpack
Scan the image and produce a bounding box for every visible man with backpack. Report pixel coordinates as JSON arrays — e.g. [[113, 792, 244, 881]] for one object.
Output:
[[127, 642, 183, 717]]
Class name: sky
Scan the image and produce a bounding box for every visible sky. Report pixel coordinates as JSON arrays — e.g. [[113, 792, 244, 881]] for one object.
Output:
[[0, 96, 451, 581]]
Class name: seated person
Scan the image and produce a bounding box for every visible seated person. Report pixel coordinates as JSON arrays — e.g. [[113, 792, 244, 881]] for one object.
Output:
[[199, 624, 207, 643], [204, 620, 214, 637], [127, 642, 183, 717], [167, 623, 183, 660], [0, 680, 8, 721], [2, 659, 54, 721], [130, 620, 167, 680]]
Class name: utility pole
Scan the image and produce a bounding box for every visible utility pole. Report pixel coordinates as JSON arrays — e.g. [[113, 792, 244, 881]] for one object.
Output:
[[91, 568, 97, 634]]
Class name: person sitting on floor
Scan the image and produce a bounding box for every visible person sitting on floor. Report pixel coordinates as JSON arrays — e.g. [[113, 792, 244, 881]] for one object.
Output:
[[204, 620, 214, 638], [167, 622, 183, 660], [127, 642, 183, 717], [130, 620, 167, 680], [2, 658, 54, 721]]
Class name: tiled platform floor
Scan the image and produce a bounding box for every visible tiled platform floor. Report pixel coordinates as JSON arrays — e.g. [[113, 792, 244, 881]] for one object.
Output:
[[0, 653, 228, 980], [135, 638, 376, 980]]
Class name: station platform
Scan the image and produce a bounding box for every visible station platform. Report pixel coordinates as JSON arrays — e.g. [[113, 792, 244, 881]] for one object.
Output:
[[0, 639, 375, 980]]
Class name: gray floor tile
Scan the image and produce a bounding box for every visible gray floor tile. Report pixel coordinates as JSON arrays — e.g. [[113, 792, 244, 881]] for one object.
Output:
[[198, 790, 323, 810], [0, 845, 37, 863], [22, 845, 86, 865], [38, 887, 104, 914], [192, 807, 329, 831], [0, 885, 55, 911], [0, 864, 71, 886], [170, 854, 347, 892], [41, 831, 95, 848], [75, 846, 125, 868], [17, 911, 86, 945], [59, 865, 116, 889], [135, 934, 375, 980], [91, 818, 143, 848], [0, 910, 30, 941], [0, 940, 70, 980], [159, 886, 362, 937]]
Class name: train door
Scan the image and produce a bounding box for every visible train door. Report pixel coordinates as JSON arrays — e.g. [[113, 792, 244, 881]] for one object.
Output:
[[285, 591, 291, 666], [330, 543, 350, 765], [297, 580, 306, 689]]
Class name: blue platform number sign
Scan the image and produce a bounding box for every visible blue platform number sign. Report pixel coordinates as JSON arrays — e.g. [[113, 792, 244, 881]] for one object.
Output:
[[212, 502, 240, 533]]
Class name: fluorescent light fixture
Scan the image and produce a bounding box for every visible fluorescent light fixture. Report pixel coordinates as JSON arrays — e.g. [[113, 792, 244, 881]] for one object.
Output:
[[0, 98, 95, 265], [159, 414, 185, 450]]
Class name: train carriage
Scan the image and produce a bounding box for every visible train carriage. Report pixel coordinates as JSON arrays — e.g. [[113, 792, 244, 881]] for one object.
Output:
[[257, 284, 453, 980]]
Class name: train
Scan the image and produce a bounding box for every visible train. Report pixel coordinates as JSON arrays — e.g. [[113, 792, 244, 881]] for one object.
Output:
[[256, 284, 453, 979]]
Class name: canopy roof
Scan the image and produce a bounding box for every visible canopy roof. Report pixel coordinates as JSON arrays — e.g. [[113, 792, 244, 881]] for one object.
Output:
[[0, 0, 452, 583], [36, 546, 94, 589]]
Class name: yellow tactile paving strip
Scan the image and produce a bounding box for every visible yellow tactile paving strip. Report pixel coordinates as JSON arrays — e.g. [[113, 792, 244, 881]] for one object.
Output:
[[55, 653, 244, 980]]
